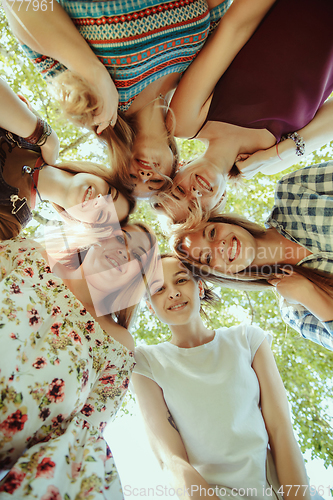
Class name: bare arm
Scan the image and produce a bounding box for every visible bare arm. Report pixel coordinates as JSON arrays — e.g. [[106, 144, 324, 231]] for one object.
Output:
[[169, 0, 276, 138], [2, 0, 117, 131], [236, 97, 333, 177], [268, 270, 333, 322], [132, 374, 220, 500], [0, 77, 59, 164], [252, 339, 310, 499]]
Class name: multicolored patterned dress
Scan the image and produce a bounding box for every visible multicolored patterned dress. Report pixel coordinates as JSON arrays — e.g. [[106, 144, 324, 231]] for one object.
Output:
[[21, 0, 231, 111], [0, 237, 135, 498]]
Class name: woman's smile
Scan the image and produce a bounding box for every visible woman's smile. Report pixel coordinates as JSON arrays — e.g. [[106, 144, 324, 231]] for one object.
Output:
[[228, 236, 241, 262], [195, 174, 213, 192], [167, 300, 188, 312], [183, 223, 256, 274], [104, 253, 124, 273]]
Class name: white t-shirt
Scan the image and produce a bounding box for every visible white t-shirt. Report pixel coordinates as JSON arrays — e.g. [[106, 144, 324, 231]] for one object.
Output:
[[134, 324, 281, 499]]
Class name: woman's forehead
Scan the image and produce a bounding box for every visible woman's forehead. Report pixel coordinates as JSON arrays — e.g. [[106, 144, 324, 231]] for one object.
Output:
[[161, 256, 188, 274]]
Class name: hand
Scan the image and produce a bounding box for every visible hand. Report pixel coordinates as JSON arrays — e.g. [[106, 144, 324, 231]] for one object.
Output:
[[235, 147, 278, 174], [89, 65, 119, 134], [268, 269, 314, 305], [40, 128, 60, 165]]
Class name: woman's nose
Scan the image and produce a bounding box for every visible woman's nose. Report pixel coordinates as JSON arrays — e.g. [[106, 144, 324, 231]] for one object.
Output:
[[116, 248, 128, 261], [217, 241, 226, 253], [190, 185, 202, 198], [94, 194, 108, 208], [169, 290, 180, 299], [139, 170, 153, 183]]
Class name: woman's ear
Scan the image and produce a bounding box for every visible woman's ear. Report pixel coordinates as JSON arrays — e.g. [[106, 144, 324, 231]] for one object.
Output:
[[146, 300, 155, 315], [198, 280, 205, 299], [235, 153, 251, 163]]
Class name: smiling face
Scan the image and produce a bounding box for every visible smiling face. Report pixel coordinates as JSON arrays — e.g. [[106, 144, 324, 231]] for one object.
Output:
[[182, 222, 257, 275], [130, 132, 174, 198], [159, 157, 226, 221], [81, 225, 153, 295], [64, 174, 129, 225], [148, 257, 202, 326]]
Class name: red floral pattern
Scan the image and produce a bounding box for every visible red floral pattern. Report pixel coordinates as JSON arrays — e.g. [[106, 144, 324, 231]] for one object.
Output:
[[36, 458, 56, 479], [0, 410, 28, 437], [0, 237, 135, 499], [46, 378, 65, 403]]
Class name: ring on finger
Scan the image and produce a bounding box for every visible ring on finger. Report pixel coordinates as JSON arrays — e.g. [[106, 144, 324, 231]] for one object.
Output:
[[96, 119, 114, 126]]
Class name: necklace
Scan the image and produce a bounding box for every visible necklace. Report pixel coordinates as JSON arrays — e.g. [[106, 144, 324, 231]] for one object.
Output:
[[22, 161, 46, 204]]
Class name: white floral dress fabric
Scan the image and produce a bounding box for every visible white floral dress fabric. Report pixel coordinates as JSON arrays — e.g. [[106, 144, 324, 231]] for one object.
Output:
[[0, 237, 135, 499]]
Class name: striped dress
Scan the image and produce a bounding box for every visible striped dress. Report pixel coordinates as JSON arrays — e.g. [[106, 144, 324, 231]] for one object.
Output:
[[21, 0, 231, 111]]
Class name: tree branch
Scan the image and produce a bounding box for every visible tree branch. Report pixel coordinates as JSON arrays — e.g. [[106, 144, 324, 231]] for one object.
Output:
[[32, 211, 63, 226], [59, 131, 91, 156], [245, 291, 255, 324]]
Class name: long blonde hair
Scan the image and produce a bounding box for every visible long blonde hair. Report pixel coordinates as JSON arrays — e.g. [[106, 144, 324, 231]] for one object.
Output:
[[151, 189, 227, 223], [52, 72, 179, 193], [172, 214, 333, 296]]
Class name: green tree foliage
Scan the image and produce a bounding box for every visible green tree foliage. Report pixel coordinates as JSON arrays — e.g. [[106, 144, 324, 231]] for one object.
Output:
[[1, 8, 332, 467]]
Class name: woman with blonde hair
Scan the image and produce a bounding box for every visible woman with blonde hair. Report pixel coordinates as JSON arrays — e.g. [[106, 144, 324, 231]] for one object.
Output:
[[0, 78, 134, 239], [0, 221, 162, 497], [157, 0, 333, 219], [3, 0, 278, 197], [172, 162, 333, 351]]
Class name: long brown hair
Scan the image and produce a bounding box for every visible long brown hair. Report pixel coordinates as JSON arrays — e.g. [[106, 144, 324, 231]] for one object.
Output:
[[52, 72, 179, 193], [172, 215, 333, 297]]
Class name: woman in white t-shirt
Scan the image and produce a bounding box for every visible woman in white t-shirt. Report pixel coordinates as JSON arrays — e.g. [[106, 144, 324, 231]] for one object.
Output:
[[132, 255, 310, 500]]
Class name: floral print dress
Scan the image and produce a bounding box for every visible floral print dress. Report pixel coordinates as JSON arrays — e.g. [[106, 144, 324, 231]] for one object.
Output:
[[0, 237, 135, 499]]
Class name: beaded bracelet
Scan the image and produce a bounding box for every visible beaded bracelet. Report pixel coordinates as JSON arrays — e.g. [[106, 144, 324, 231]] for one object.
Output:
[[285, 132, 305, 156], [24, 117, 52, 146]]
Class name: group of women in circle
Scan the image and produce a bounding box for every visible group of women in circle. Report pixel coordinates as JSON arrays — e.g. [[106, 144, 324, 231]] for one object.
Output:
[[0, 0, 332, 497]]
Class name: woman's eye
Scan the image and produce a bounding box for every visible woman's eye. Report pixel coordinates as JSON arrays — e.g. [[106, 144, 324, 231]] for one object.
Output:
[[176, 185, 185, 195], [177, 278, 188, 284], [116, 235, 125, 244], [206, 254, 212, 265], [129, 174, 137, 179], [153, 286, 164, 294], [209, 227, 216, 239], [132, 251, 142, 261], [97, 211, 104, 222]]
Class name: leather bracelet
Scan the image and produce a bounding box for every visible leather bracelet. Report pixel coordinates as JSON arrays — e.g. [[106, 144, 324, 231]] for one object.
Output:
[[24, 117, 52, 146], [35, 121, 52, 146]]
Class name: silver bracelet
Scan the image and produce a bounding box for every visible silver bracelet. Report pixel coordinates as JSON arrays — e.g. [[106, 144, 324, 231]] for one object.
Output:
[[284, 132, 305, 157]]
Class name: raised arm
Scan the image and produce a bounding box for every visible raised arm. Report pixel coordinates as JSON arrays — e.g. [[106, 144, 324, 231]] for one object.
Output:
[[2, 0, 117, 132], [268, 270, 333, 351], [169, 0, 276, 138], [0, 77, 59, 164], [236, 97, 333, 178], [132, 374, 220, 500], [252, 339, 310, 499]]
